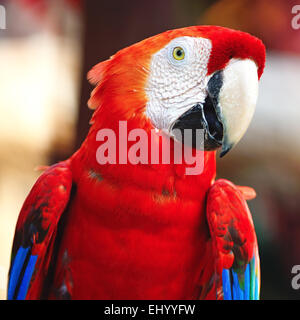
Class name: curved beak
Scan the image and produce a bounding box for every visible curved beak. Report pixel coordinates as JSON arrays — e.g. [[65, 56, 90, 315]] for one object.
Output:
[[219, 59, 259, 157], [171, 58, 259, 157]]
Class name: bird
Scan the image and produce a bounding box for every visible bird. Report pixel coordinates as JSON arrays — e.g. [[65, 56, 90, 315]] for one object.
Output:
[[7, 25, 265, 300]]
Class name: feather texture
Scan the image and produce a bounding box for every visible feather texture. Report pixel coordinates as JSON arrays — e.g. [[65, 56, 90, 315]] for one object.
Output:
[[8, 162, 72, 299], [207, 179, 260, 300]]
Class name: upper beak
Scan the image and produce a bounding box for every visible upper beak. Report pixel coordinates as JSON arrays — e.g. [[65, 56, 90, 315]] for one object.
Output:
[[218, 59, 259, 157], [171, 58, 259, 157]]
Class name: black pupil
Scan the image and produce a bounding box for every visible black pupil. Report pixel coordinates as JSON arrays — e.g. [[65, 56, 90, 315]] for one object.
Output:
[[176, 49, 182, 56]]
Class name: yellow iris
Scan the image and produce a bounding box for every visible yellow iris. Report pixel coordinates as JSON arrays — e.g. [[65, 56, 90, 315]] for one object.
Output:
[[172, 47, 185, 60]]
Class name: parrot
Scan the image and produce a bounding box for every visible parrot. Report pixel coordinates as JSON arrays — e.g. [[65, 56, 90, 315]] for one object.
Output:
[[7, 25, 265, 300]]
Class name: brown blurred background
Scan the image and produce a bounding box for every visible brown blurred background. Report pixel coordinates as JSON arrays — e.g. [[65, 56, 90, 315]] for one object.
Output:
[[0, 0, 300, 299]]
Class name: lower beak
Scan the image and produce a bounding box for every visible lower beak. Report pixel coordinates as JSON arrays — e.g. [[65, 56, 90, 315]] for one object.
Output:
[[171, 58, 259, 157]]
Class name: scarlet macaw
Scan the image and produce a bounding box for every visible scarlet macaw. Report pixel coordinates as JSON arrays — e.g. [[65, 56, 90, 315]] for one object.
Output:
[[7, 26, 265, 300]]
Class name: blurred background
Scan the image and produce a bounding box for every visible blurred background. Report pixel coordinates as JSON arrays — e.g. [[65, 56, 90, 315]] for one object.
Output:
[[0, 0, 299, 300]]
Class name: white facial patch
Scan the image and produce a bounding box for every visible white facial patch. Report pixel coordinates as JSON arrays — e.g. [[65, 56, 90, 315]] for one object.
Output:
[[145, 36, 212, 131]]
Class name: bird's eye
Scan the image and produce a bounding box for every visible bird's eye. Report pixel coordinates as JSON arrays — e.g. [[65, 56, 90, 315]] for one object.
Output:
[[172, 47, 185, 60]]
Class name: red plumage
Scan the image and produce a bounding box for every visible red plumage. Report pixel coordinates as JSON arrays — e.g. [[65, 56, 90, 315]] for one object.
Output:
[[8, 26, 265, 300]]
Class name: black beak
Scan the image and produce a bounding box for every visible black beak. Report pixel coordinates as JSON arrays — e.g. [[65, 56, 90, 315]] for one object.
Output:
[[171, 71, 224, 153]]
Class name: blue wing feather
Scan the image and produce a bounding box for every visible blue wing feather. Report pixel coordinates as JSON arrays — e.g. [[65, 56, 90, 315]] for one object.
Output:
[[7, 162, 73, 300], [222, 269, 232, 300], [244, 264, 250, 300], [7, 246, 38, 300], [206, 180, 260, 301], [222, 254, 259, 300], [16, 254, 38, 300], [7, 247, 29, 300]]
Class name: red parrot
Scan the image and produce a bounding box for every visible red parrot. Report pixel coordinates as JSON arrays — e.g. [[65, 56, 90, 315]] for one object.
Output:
[[7, 26, 265, 300]]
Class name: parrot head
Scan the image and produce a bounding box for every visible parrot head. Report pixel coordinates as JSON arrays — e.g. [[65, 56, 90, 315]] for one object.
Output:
[[88, 26, 265, 157]]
